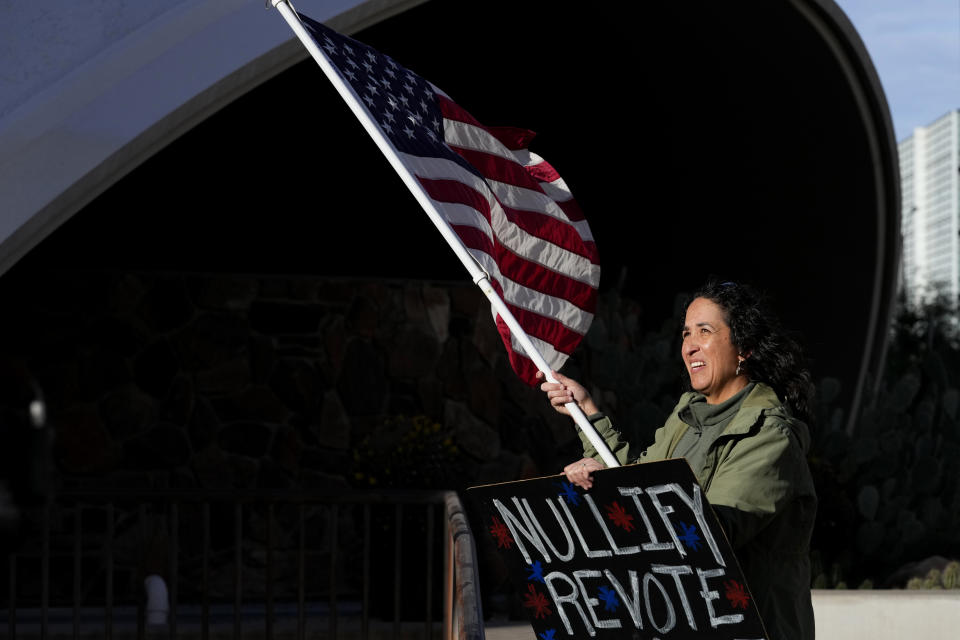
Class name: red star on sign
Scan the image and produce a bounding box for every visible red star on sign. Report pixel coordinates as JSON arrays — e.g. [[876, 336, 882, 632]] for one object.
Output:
[[522, 583, 553, 619], [604, 501, 636, 532], [724, 580, 751, 610], [489, 516, 514, 549]]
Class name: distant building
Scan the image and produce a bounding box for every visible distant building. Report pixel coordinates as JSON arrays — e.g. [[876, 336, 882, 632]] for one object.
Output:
[[899, 109, 960, 304]]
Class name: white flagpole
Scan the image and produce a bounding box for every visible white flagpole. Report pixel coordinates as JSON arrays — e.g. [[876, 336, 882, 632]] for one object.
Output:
[[270, 1, 621, 469]]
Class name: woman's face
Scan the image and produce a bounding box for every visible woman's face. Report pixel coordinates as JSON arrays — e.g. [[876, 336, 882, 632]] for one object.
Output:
[[681, 297, 747, 404]]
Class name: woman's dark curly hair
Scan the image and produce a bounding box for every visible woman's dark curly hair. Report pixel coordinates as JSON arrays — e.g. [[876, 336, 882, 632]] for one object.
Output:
[[686, 279, 815, 424]]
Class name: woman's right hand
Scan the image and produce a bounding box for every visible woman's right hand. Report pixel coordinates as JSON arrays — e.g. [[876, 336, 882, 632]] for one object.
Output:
[[563, 457, 605, 490], [536, 370, 599, 417]]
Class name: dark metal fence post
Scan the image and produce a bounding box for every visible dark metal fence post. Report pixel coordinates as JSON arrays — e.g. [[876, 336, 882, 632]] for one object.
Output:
[[329, 504, 338, 639], [298, 503, 305, 640], [362, 504, 370, 640], [8, 553, 16, 640], [73, 507, 81, 640], [170, 502, 179, 640], [233, 502, 242, 640], [137, 503, 146, 640], [202, 503, 210, 640], [106, 502, 114, 640], [425, 503, 434, 640], [266, 503, 273, 639], [41, 502, 49, 640], [393, 503, 402, 640]]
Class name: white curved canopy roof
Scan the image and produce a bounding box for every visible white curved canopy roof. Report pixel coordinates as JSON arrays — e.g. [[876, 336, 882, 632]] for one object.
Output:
[[0, 0, 424, 277]]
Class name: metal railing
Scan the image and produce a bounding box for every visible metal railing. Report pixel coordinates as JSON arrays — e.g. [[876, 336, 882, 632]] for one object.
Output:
[[3, 488, 485, 639]]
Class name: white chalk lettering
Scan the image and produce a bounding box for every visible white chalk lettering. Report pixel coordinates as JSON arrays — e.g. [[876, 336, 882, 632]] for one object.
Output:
[[544, 571, 596, 637], [618, 486, 673, 552], [603, 569, 643, 630], [492, 498, 550, 564], [526, 497, 576, 562], [558, 497, 612, 558], [652, 564, 697, 630], [668, 483, 725, 566], [573, 570, 621, 630], [697, 568, 744, 628], [645, 484, 687, 557], [643, 572, 677, 634], [584, 494, 640, 556]]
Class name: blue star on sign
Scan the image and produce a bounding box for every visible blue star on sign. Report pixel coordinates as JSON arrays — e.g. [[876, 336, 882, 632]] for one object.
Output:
[[597, 586, 620, 612], [675, 521, 703, 551], [556, 480, 581, 506], [538, 629, 557, 640], [526, 560, 546, 584]]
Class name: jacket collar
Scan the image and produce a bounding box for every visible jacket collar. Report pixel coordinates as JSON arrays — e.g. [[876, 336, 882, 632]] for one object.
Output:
[[721, 382, 811, 452]]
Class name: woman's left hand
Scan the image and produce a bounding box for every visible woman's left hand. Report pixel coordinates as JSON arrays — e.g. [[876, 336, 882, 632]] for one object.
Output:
[[562, 457, 605, 490]]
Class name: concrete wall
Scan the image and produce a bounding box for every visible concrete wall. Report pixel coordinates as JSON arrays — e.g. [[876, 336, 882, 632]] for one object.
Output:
[[485, 591, 960, 640], [813, 590, 960, 640]]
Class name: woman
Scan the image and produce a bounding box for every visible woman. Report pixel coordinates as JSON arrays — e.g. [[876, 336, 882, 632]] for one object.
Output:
[[539, 280, 817, 640]]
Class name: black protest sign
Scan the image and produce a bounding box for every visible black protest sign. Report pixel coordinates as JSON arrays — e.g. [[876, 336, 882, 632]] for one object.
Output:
[[467, 459, 767, 639]]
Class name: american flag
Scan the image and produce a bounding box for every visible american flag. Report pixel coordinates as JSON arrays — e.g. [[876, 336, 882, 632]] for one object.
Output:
[[297, 13, 600, 384]]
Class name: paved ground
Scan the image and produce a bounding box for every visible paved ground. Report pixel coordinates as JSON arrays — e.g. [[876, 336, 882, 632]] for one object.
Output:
[[483, 619, 534, 640], [483, 591, 960, 640]]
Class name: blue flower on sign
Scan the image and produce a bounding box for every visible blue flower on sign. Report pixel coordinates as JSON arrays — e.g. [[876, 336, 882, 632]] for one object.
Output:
[[556, 481, 581, 506], [538, 629, 557, 640], [526, 560, 546, 584], [597, 586, 620, 612], [675, 521, 703, 551]]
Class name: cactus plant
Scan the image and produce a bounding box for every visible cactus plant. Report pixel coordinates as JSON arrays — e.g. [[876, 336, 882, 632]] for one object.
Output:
[[922, 569, 942, 589], [887, 373, 920, 412], [819, 377, 841, 405], [855, 521, 885, 556], [857, 485, 879, 520], [942, 562, 960, 589], [942, 388, 959, 419]]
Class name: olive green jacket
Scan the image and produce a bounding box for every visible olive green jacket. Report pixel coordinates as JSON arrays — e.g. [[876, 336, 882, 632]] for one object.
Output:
[[580, 383, 816, 640]]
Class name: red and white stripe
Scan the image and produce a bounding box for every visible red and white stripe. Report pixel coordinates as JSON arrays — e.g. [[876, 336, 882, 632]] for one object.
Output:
[[400, 91, 600, 384]]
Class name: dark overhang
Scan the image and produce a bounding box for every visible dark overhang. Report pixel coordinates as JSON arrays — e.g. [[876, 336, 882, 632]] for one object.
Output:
[[16, 0, 900, 422]]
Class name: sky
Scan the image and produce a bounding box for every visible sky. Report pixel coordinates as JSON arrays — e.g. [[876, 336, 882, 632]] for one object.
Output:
[[834, 0, 960, 142]]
